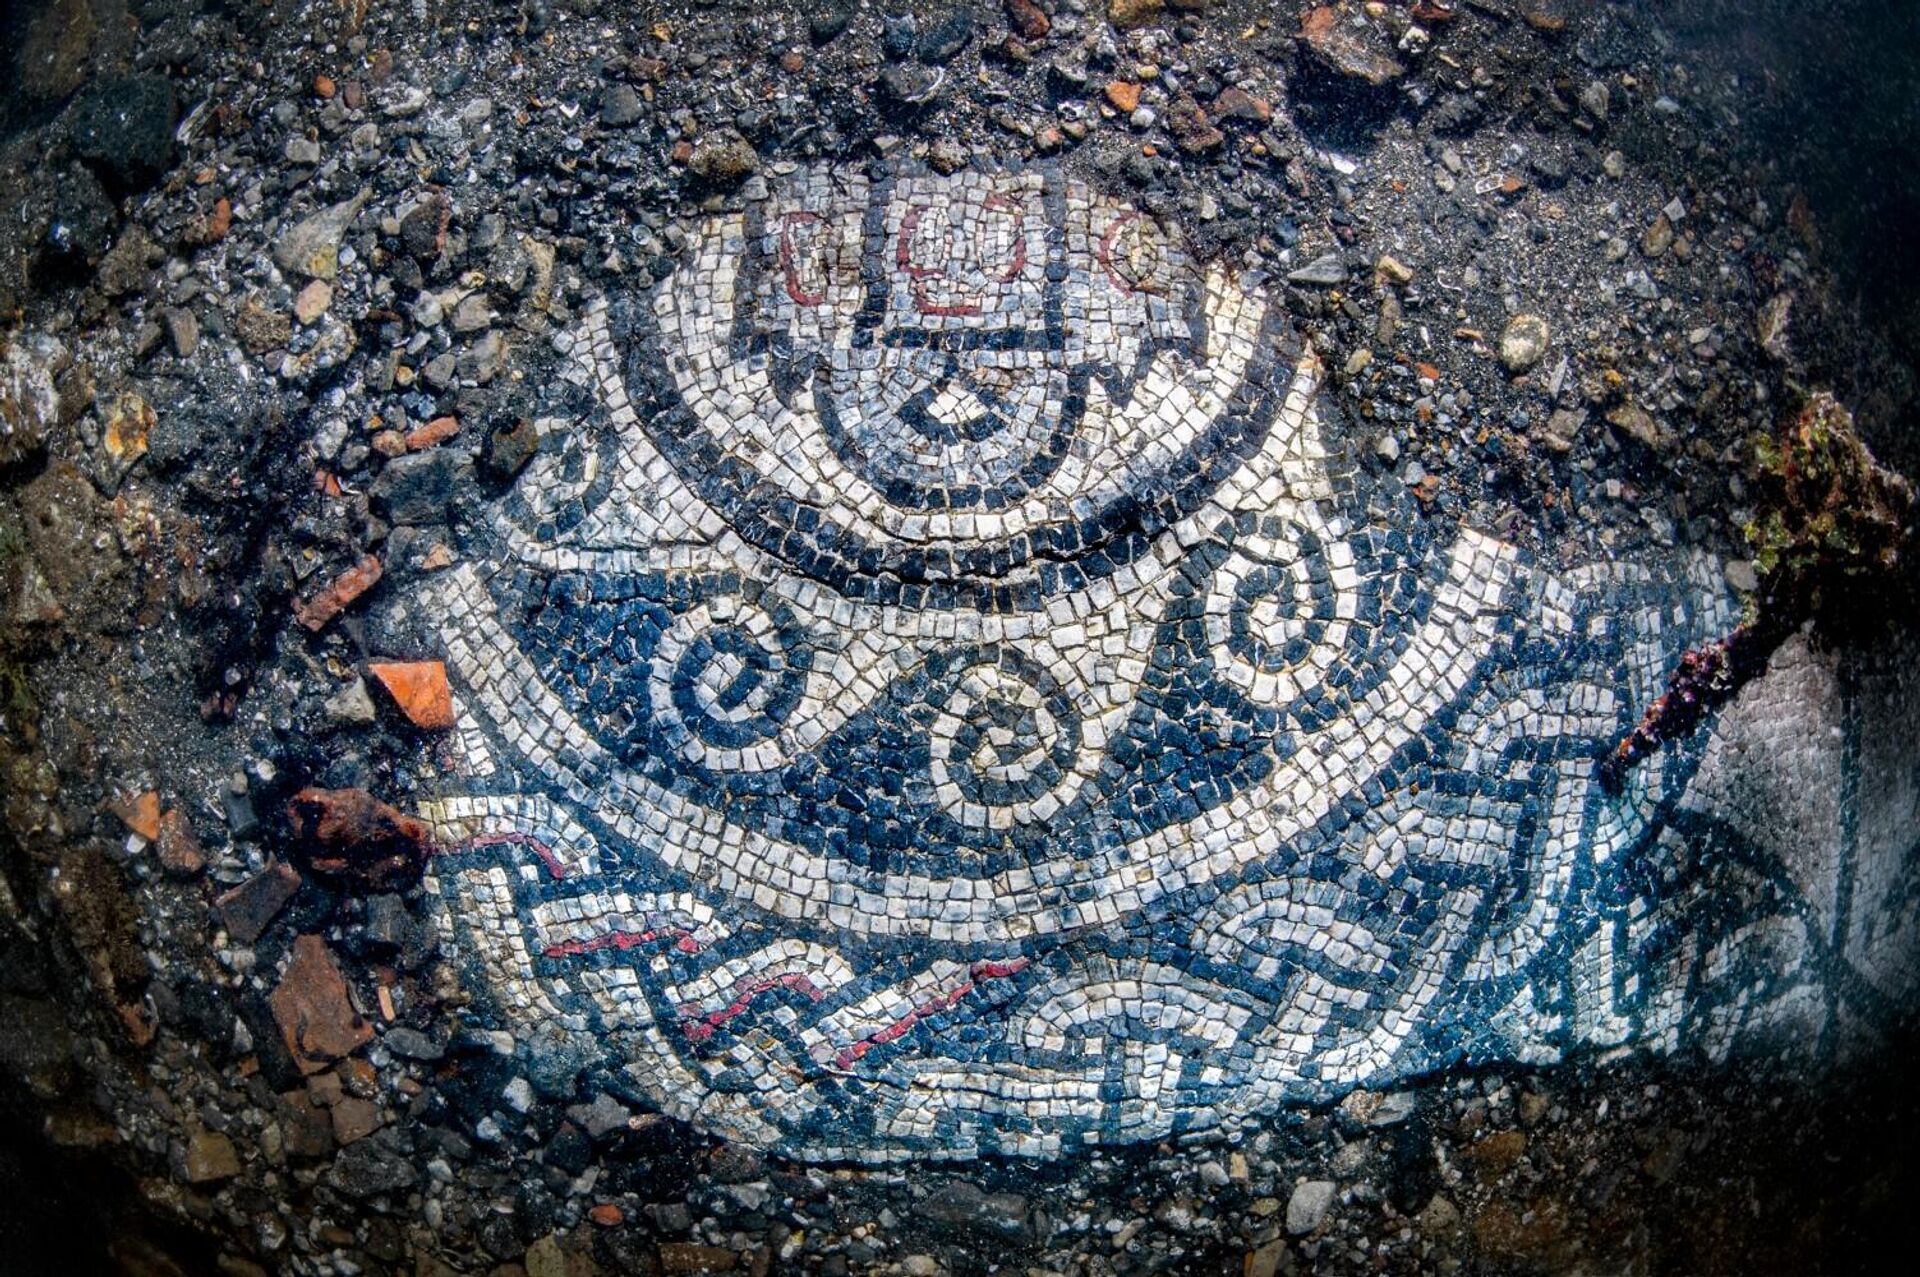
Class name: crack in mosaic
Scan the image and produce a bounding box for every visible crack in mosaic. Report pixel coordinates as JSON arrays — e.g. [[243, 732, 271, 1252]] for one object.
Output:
[[407, 162, 1915, 1161]]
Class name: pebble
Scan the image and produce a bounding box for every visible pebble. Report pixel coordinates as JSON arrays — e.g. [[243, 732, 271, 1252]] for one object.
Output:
[[1374, 253, 1414, 286], [274, 193, 368, 282], [450, 293, 492, 333], [293, 279, 333, 325], [1109, 0, 1165, 32], [1300, 6, 1404, 86], [1540, 407, 1585, 453], [1607, 401, 1667, 450], [325, 677, 378, 726], [1287, 253, 1348, 286], [688, 132, 760, 183], [601, 84, 643, 128], [0, 333, 63, 469], [1006, 0, 1052, 41], [179, 1129, 242, 1183], [1286, 1180, 1337, 1234], [1642, 212, 1675, 259], [918, 11, 974, 64], [1499, 313, 1552, 373], [164, 308, 199, 358]]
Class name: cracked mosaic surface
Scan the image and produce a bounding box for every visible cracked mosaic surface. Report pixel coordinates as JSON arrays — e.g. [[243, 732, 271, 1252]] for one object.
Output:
[[406, 163, 1919, 1160]]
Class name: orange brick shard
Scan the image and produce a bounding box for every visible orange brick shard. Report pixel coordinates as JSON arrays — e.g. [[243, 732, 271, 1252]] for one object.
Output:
[[293, 554, 383, 632], [367, 660, 455, 729]]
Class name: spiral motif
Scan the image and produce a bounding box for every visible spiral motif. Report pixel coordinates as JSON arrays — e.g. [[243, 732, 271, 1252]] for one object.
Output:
[[1205, 522, 1354, 709], [649, 594, 810, 771], [928, 650, 1089, 828]]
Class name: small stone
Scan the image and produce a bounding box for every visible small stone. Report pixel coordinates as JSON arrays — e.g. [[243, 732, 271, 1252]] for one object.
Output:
[[918, 11, 974, 64], [371, 445, 464, 525], [570, 1093, 634, 1138], [163, 308, 199, 358], [112, 790, 163, 841], [920, 1179, 1031, 1242], [293, 554, 383, 631], [1641, 212, 1674, 259], [102, 391, 154, 463], [1499, 314, 1552, 373], [525, 1235, 571, 1277], [883, 12, 919, 58], [331, 1095, 383, 1145], [1, 333, 64, 470], [1519, 0, 1571, 31], [1540, 408, 1585, 454], [1246, 1240, 1286, 1277], [484, 417, 540, 480], [1286, 1180, 1337, 1235], [1109, 0, 1164, 31], [1006, 0, 1052, 41], [293, 279, 333, 325], [1300, 6, 1404, 86], [1757, 292, 1793, 360], [1580, 80, 1610, 121], [601, 84, 644, 127], [270, 934, 373, 1074], [1375, 254, 1414, 286], [398, 199, 446, 260], [927, 137, 968, 174], [284, 137, 323, 166], [422, 351, 458, 390], [1607, 402, 1667, 450], [1105, 80, 1142, 113], [878, 63, 946, 106], [179, 1129, 241, 1183], [213, 862, 301, 943], [502, 1075, 535, 1112], [1373, 432, 1400, 463], [1166, 95, 1224, 153], [155, 809, 205, 878], [688, 132, 759, 184], [325, 677, 378, 726], [1724, 559, 1759, 592], [383, 1026, 444, 1060], [235, 294, 292, 354], [1211, 87, 1271, 123], [366, 660, 455, 730], [810, 2, 854, 43], [274, 192, 367, 281], [1464, 1129, 1528, 1175], [1419, 1193, 1462, 1236], [1287, 253, 1348, 286], [1517, 1091, 1551, 1126]]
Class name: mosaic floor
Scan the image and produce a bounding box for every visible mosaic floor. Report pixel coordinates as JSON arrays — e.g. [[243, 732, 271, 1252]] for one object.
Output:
[[406, 163, 1919, 1160]]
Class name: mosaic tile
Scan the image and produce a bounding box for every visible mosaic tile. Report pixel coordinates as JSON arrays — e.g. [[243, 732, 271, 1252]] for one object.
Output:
[[405, 162, 1909, 1160]]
